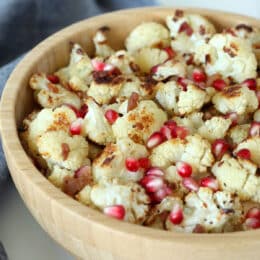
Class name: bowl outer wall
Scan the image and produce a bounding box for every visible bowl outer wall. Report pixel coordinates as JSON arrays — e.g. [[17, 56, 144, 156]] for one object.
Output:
[[0, 7, 260, 260]]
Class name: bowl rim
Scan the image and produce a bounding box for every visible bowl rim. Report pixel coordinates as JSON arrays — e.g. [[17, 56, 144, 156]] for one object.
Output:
[[1, 6, 260, 252]]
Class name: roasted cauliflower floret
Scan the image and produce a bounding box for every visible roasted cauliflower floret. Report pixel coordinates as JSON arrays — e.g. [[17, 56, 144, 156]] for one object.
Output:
[[125, 22, 170, 53], [82, 98, 115, 145], [29, 73, 81, 109], [76, 185, 93, 206], [133, 48, 168, 73], [90, 178, 150, 224], [92, 138, 148, 183], [166, 188, 242, 233], [112, 100, 167, 144], [254, 109, 260, 122], [234, 137, 260, 166], [212, 154, 260, 202], [195, 34, 257, 82], [48, 165, 74, 188], [198, 116, 232, 142], [228, 124, 250, 145], [37, 130, 88, 171], [55, 43, 93, 92], [93, 26, 115, 58], [212, 86, 258, 115], [166, 10, 216, 55], [152, 59, 187, 81]]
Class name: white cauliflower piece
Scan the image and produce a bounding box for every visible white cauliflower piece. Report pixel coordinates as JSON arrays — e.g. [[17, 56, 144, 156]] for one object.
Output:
[[92, 138, 148, 183], [212, 85, 258, 115], [198, 116, 232, 142], [125, 22, 170, 53], [48, 165, 74, 188], [112, 100, 167, 144], [166, 188, 242, 233], [173, 112, 204, 134], [29, 73, 81, 109], [254, 109, 260, 122], [212, 154, 260, 202], [90, 178, 150, 224], [76, 185, 93, 206], [228, 124, 250, 145], [166, 11, 216, 55], [234, 137, 260, 166], [133, 48, 168, 73], [195, 34, 257, 82], [178, 84, 208, 115], [37, 130, 88, 171], [55, 43, 93, 92], [93, 27, 115, 58], [82, 98, 115, 145], [152, 59, 187, 81]]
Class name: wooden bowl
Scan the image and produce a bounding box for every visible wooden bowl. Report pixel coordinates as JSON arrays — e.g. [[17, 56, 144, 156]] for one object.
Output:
[[0, 7, 259, 260]]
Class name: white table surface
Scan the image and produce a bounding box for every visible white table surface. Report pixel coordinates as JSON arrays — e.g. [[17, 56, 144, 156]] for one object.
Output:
[[0, 2, 259, 260]]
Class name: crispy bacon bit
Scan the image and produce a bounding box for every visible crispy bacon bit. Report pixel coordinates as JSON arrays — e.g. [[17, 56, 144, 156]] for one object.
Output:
[[175, 9, 184, 17], [127, 92, 139, 112], [223, 46, 236, 57], [178, 22, 193, 36], [61, 143, 70, 160], [47, 75, 60, 84], [199, 25, 206, 35], [183, 53, 194, 65], [235, 24, 253, 32], [193, 224, 205, 233], [62, 166, 92, 197], [205, 54, 211, 64], [93, 69, 122, 84]]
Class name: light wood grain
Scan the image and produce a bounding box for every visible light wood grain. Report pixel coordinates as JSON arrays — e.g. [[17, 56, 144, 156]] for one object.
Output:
[[0, 7, 259, 260]]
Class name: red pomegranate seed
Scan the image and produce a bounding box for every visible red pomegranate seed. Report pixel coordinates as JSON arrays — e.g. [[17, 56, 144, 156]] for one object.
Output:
[[176, 161, 192, 178], [249, 121, 260, 137], [244, 218, 260, 229], [164, 120, 177, 130], [224, 112, 238, 127], [160, 125, 173, 140], [177, 77, 188, 91], [182, 177, 199, 192], [140, 175, 164, 193], [175, 126, 189, 139], [150, 185, 172, 203], [70, 118, 83, 135], [178, 21, 193, 36], [236, 148, 251, 160], [104, 205, 125, 220], [242, 78, 257, 91], [74, 165, 91, 178], [200, 176, 219, 192], [212, 139, 229, 160], [169, 204, 184, 225], [163, 46, 175, 59], [138, 157, 151, 170], [145, 167, 164, 177], [246, 207, 260, 220], [147, 131, 166, 149], [192, 69, 207, 83], [91, 59, 106, 71], [212, 79, 227, 91], [125, 157, 140, 172], [105, 109, 119, 124], [77, 104, 88, 118], [47, 74, 60, 84], [151, 64, 159, 74]]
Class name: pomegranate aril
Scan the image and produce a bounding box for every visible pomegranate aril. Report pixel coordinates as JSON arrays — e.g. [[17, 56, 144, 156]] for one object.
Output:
[[212, 79, 226, 91], [77, 104, 88, 118], [178, 21, 193, 36], [140, 175, 164, 193], [138, 157, 151, 170], [163, 46, 175, 59], [212, 139, 229, 160], [147, 132, 166, 149], [169, 204, 184, 225], [164, 120, 177, 130], [151, 64, 159, 74], [200, 176, 219, 192], [105, 109, 119, 124], [151, 186, 171, 203], [249, 121, 260, 137], [125, 157, 140, 172], [160, 125, 172, 140], [74, 165, 91, 178], [192, 69, 207, 83], [246, 207, 260, 220], [104, 205, 125, 220], [244, 218, 260, 229], [47, 74, 60, 84], [242, 78, 257, 91], [177, 77, 188, 91], [70, 118, 83, 135], [182, 177, 199, 192], [176, 161, 192, 178], [145, 167, 164, 177], [224, 112, 238, 127], [91, 59, 106, 71], [236, 148, 251, 160], [175, 126, 189, 139]]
